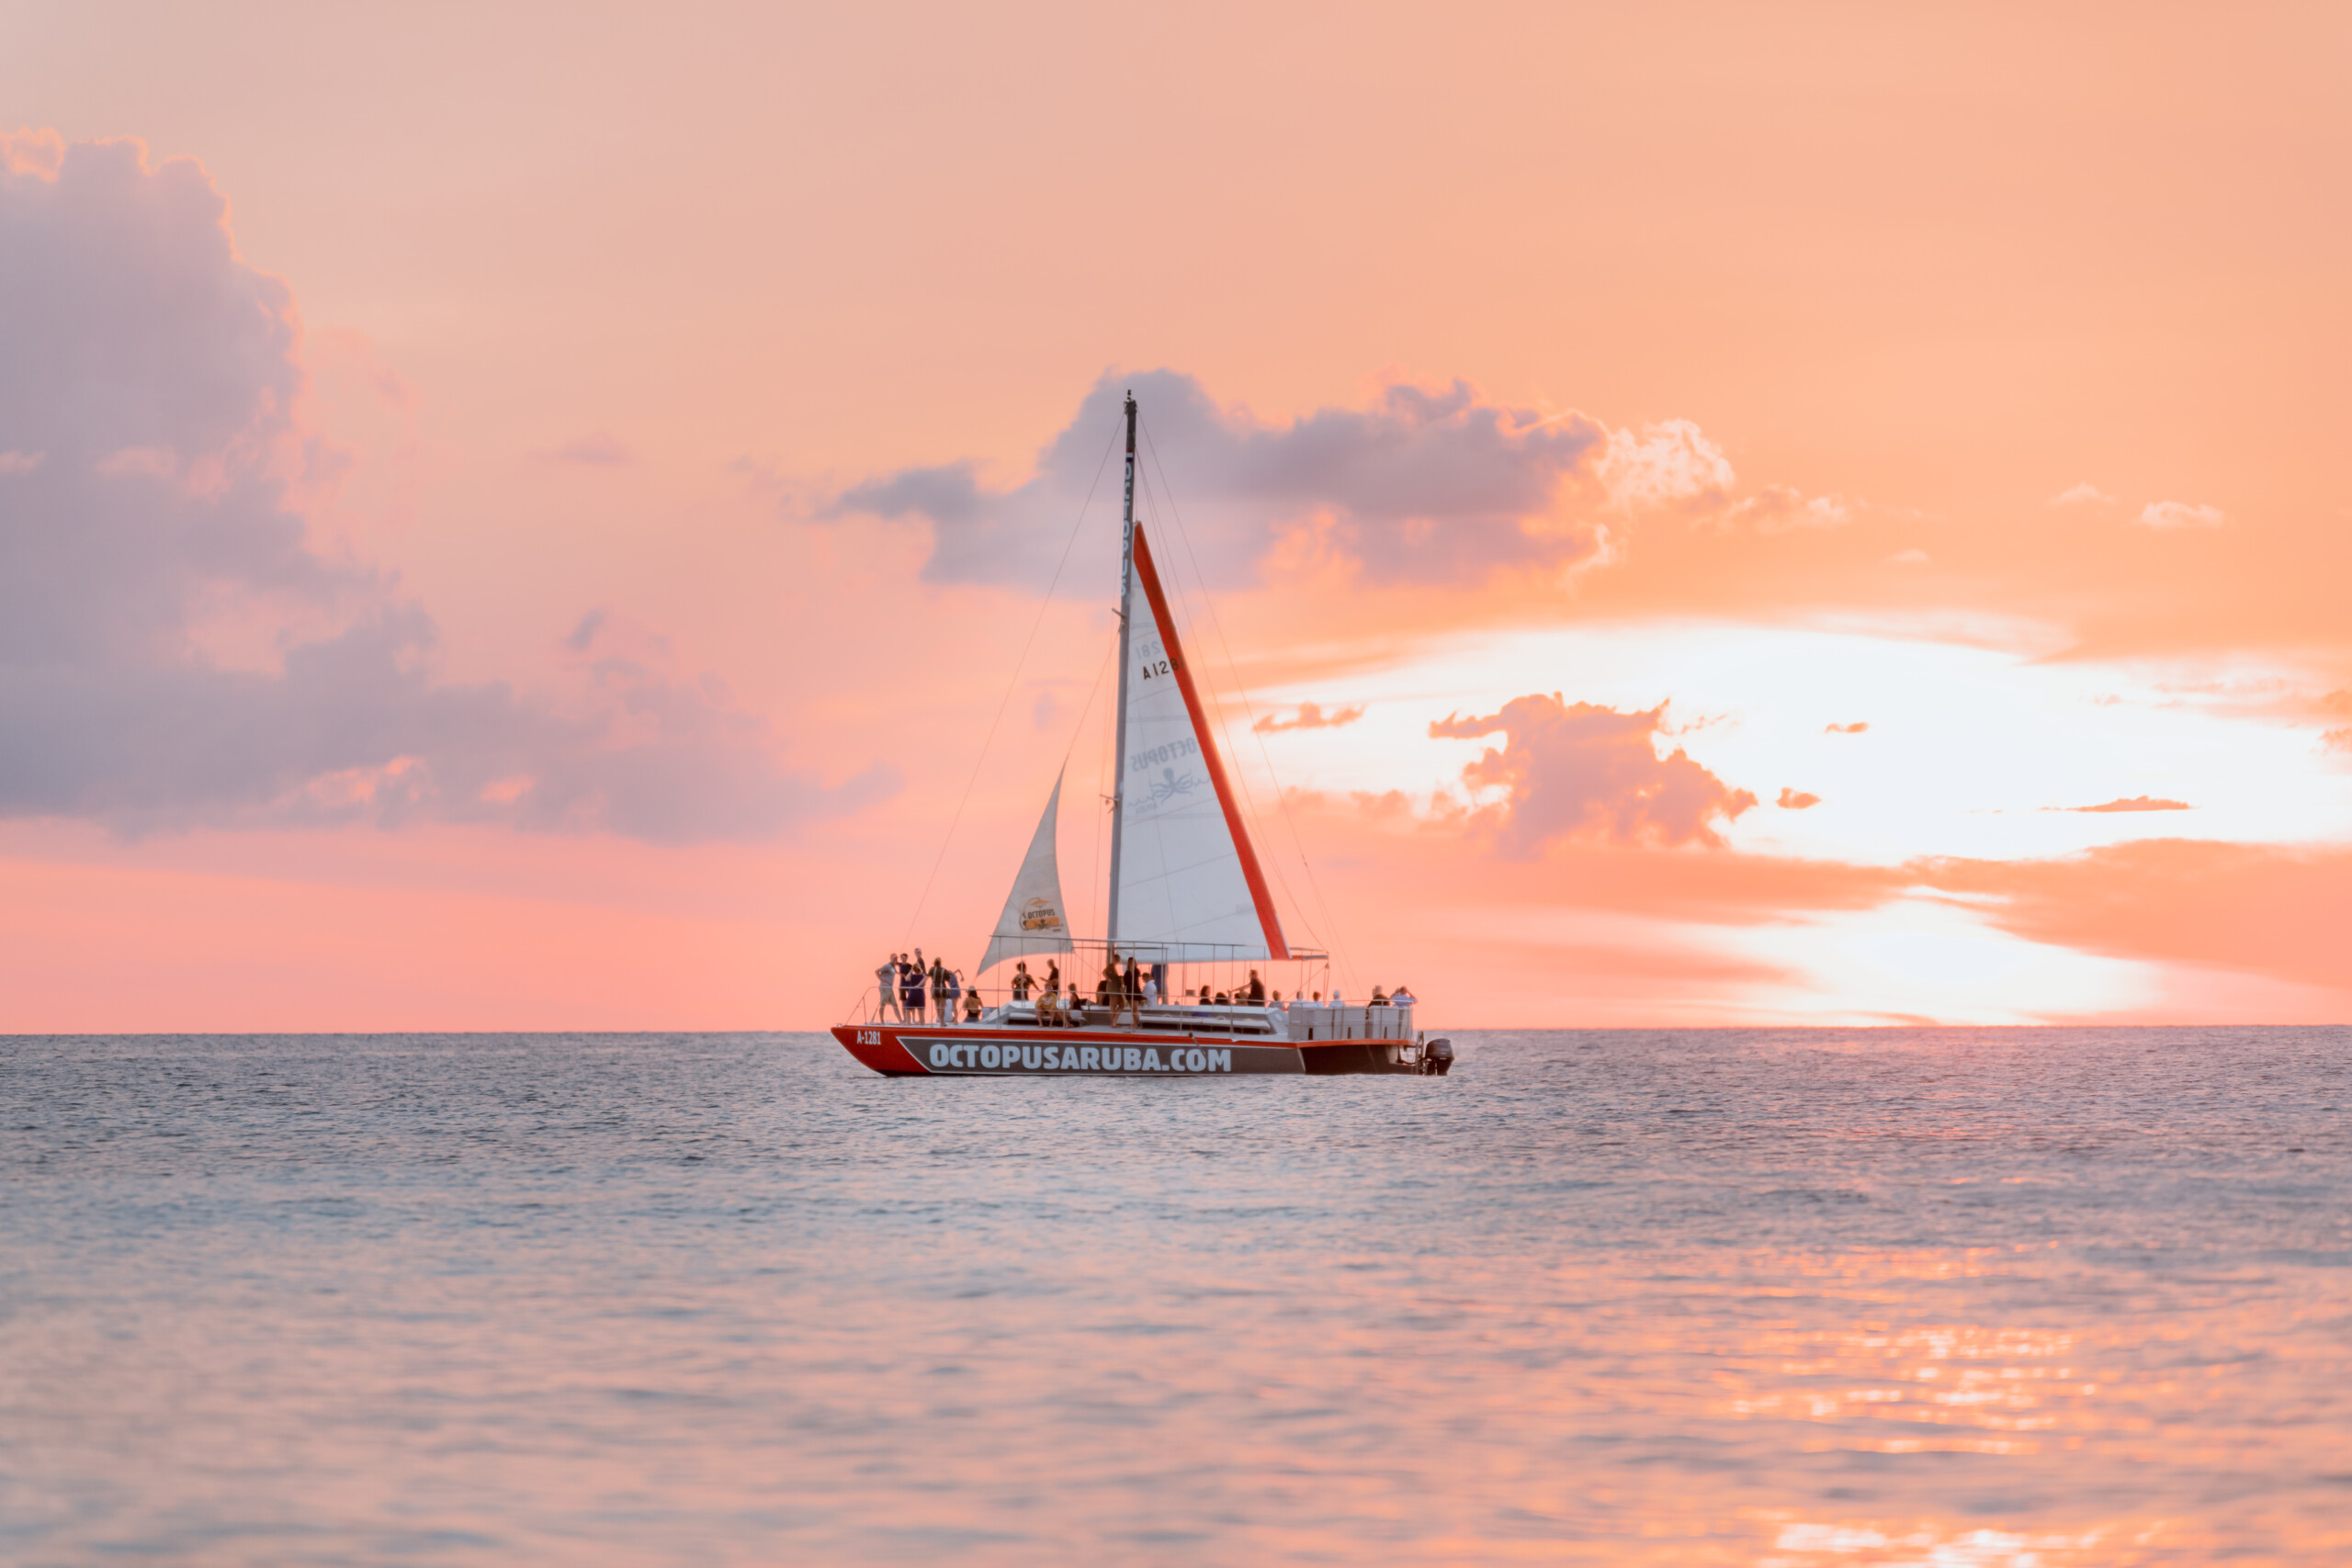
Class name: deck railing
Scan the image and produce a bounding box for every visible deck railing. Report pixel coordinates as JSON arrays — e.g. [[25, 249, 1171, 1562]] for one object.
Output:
[[848, 986, 1417, 1041]]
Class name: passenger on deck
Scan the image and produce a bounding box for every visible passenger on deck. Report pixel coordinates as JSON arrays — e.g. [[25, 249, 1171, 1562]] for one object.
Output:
[[1045, 960, 1061, 998], [903, 953, 926, 1023], [1142, 971, 1160, 1006], [943, 967, 964, 1024], [1245, 970, 1266, 1003], [963, 986, 984, 1023], [1010, 961, 1034, 1001], [1392, 984, 1416, 1006], [1269, 990, 1283, 1008], [1370, 987, 1389, 1006], [1214, 990, 1231, 1005], [930, 955, 953, 1024], [876, 954, 901, 1021]]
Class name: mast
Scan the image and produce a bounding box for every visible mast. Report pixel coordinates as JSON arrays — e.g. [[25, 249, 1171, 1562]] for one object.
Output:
[[1106, 390, 1137, 947]]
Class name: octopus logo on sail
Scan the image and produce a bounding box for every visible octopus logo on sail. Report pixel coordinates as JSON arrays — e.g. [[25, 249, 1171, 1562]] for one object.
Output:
[[925, 1042, 1234, 1073]]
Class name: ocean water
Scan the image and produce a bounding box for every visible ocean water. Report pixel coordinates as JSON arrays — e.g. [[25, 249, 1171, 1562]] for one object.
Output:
[[3, 1029, 2347, 1566]]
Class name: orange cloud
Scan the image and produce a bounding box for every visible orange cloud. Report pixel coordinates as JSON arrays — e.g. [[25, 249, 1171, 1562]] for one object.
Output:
[[1777, 788, 1821, 809], [2068, 795, 2190, 813], [1825, 721, 1869, 734], [1253, 701, 1365, 734], [1430, 695, 1758, 857], [1916, 840, 2352, 997], [2135, 501, 2229, 530]]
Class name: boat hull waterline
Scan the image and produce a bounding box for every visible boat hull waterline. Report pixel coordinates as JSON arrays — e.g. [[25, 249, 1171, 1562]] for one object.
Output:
[[832, 1024, 1452, 1077]]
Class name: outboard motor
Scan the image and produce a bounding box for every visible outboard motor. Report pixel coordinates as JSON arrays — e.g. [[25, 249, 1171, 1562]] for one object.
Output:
[[1422, 1037, 1454, 1077]]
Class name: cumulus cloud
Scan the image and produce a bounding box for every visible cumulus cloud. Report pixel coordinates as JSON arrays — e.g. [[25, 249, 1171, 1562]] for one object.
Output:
[[2048, 482, 2114, 507], [2135, 501, 2228, 530], [0, 132, 888, 842], [1253, 701, 1364, 733], [1777, 787, 1821, 809], [1826, 721, 1869, 734], [2066, 795, 2190, 813], [828, 369, 1610, 588], [1595, 419, 1734, 513], [1430, 694, 1758, 857], [1719, 483, 1856, 534]]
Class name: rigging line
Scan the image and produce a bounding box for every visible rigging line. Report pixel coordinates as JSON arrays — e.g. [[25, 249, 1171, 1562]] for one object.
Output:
[[895, 414, 1122, 953], [1130, 450, 1329, 963], [1137, 423, 1356, 987]]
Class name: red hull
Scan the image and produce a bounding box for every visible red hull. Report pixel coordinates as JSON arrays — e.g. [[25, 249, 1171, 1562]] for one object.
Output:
[[830, 1022, 1307, 1077]]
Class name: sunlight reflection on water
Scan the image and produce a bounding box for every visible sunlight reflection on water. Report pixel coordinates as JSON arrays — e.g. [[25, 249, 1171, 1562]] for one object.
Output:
[[2, 1028, 2346, 1563]]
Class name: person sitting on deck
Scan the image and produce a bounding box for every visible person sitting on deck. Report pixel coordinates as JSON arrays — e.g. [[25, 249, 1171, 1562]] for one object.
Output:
[[963, 986, 984, 1023], [1370, 987, 1389, 1006], [1214, 990, 1231, 1005], [1391, 984, 1416, 1006], [1245, 970, 1266, 1003], [1269, 990, 1283, 1008]]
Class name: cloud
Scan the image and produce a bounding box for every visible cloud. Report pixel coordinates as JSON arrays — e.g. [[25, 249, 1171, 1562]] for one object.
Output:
[[548, 432, 633, 466], [1885, 547, 1932, 566], [2066, 795, 2190, 813], [1253, 701, 1364, 733], [2134, 500, 2228, 530], [1596, 419, 1734, 513], [1916, 839, 2352, 997], [1826, 721, 1869, 734], [0, 132, 890, 842], [1430, 694, 1758, 857], [1720, 484, 1856, 535], [2048, 482, 2113, 507], [828, 368, 1611, 588], [1776, 788, 1821, 809]]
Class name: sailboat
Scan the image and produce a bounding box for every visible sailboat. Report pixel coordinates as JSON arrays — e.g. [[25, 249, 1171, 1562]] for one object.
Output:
[[831, 394, 1453, 1078]]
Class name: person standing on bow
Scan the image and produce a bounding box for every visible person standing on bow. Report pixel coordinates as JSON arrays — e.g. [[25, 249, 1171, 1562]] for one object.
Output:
[[903, 951, 927, 1024], [929, 953, 953, 1026], [876, 954, 901, 1021]]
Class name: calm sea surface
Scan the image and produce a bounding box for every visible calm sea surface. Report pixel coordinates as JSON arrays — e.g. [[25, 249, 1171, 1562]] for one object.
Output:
[[3, 1029, 2347, 1565]]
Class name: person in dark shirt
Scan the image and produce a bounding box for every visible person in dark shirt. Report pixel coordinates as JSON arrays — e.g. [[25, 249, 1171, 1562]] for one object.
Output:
[[1011, 961, 1034, 1001], [1245, 970, 1266, 1003]]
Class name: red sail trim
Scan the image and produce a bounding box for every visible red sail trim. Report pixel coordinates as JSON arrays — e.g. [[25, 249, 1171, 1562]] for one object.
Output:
[[1129, 525, 1291, 961]]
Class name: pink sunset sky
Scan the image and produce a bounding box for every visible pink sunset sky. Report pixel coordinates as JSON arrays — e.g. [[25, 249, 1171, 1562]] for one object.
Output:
[[3, 3, 2346, 1030]]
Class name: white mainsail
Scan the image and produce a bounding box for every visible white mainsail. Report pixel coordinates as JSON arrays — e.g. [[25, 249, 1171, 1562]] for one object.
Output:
[[978, 769, 1077, 974], [1110, 524, 1289, 963]]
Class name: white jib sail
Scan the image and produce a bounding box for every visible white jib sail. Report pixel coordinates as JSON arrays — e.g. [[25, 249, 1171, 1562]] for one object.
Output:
[[1113, 525, 1287, 963], [978, 769, 1077, 974]]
